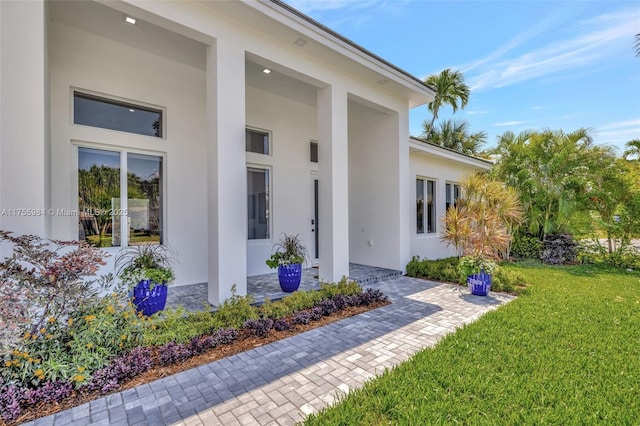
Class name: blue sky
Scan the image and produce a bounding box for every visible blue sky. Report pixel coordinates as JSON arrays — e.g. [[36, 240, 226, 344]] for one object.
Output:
[[285, 0, 640, 154]]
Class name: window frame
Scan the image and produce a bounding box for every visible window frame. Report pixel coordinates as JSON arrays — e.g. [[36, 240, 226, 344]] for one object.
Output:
[[75, 143, 167, 247], [245, 126, 272, 156], [247, 164, 272, 241], [416, 177, 437, 235], [72, 89, 164, 138]]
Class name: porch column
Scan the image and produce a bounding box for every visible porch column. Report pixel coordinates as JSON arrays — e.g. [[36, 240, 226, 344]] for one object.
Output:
[[0, 0, 48, 239], [317, 85, 350, 282], [206, 38, 247, 305]]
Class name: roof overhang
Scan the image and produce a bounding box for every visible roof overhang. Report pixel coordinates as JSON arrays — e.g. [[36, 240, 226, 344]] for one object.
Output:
[[409, 137, 493, 170], [204, 0, 435, 108]]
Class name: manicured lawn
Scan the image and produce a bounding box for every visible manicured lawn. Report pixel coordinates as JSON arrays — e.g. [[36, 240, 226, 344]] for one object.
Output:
[[305, 262, 640, 425]]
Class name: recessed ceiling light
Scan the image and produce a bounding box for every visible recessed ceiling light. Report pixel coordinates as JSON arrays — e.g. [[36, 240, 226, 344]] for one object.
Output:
[[125, 16, 137, 25], [263, 68, 271, 74], [294, 38, 308, 47], [377, 79, 388, 85], [129, 109, 135, 112]]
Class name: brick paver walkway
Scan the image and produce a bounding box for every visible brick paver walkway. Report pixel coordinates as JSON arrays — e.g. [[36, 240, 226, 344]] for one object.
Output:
[[26, 277, 513, 426]]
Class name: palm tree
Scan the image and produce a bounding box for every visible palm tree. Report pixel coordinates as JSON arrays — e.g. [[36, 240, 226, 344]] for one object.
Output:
[[421, 119, 486, 155], [623, 139, 640, 160], [424, 68, 470, 129], [635, 33, 640, 57]]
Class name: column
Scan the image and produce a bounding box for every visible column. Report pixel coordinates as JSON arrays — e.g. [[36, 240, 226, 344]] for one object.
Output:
[[0, 0, 48, 238], [206, 38, 247, 305], [317, 85, 350, 282]]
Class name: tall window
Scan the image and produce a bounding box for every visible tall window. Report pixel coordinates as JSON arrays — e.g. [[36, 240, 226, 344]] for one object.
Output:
[[417, 178, 436, 234], [446, 183, 461, 211], [246, 128, 270, 155], [247, 167, 270, 240], [74, 92, 162, 137], [78, 147, 163, 247]]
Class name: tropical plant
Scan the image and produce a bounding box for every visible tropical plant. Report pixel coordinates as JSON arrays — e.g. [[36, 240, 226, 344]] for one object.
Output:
[[421, 118, 486, 154], [442, 172, 523, 260], [266, 233, 308, 268], [424, 68, 470, 130], [115, 243, 176, 290], [491, 128, 596, 239], [623, 139, 640, 161]]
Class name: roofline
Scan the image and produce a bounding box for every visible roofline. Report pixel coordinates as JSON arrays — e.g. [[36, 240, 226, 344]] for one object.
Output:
[[267, 0, 436, 95], [409, 136, 494, 168]]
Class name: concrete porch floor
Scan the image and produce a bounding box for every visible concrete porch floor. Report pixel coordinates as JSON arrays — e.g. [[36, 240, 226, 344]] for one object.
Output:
[[166, 263, 402, 311]]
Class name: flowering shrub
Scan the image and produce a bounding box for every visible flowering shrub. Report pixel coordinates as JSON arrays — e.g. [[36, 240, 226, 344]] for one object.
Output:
[[87, 347, 152, 394], [2, 294, 147, 387], [23, 380, 73, 406]]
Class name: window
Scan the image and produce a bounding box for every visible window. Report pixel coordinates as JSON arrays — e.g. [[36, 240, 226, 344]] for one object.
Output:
[[446, 183, 461, 211], [247, 167, 270, 240], [310, 141, 318, 163], [246, 128, 270, 155], [74, 92, 162, 137], [78, 147, 163, 247], [417, 178, 436, 234]]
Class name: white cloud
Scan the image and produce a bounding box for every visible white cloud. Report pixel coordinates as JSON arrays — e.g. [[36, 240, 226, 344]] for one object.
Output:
[[493, 121, 527, 127], [598, 119, 640, 131], [466, 8, 639, 91], [593, 119, 640, 150]]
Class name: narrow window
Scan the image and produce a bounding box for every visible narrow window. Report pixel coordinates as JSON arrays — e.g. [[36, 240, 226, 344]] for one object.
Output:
[[246, 128, 270, 155], [446, 183, 461, 211], [416, 179, 424, 234], [426, 180, 436, 233], [247, 167, 270, 239], [74, 92, 162, 137], [128, 153, 163, 245], [78, 147, 122, 247], [417, 178, 436, 235], [310, 141, 318, 163]]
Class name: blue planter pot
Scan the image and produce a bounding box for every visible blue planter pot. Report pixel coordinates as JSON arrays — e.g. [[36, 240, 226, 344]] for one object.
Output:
[[278, 263, 302, 292], [467, 273, 492, 296], [132, 280, 168, 316]]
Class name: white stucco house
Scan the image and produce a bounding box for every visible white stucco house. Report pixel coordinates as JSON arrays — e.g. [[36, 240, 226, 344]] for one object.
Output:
[[0, 0, 491, 305]]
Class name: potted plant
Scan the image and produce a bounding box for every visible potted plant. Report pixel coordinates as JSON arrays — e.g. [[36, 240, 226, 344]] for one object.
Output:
[[115, 244, 176, 316], [266, 234, 308, 292], [458, 252, 497, 296], [442, 172, 523, 296]]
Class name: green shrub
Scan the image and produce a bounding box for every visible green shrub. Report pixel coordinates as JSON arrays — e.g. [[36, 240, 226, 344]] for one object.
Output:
[[491, 267, 529, 295], [142, 306, 218, 346], [511, 234, 542, 259], [258, 298, 290, 319], [211, 287, 259, 330], [577, 241, 640, 270], [318, 277, 362, 299], [405, 257, 460, 283]]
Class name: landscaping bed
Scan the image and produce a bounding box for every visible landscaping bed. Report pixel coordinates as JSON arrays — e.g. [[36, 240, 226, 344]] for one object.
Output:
[[5, 300, 389, 425]]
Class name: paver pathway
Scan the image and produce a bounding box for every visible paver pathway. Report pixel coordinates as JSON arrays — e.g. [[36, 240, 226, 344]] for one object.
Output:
[[26, 277, 514, 426]]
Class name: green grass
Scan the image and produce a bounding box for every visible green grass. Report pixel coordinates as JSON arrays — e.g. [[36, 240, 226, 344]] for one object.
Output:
[[305, 262, 640, 425]]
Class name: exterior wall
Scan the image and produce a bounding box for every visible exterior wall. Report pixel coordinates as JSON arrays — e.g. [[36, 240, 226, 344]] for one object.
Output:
[[409, 150, 487, 261], [48, 20, 208, 286], [245, 85, 318, 276]]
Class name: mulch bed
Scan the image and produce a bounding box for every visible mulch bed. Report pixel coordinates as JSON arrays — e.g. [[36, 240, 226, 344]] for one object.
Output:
[[7, 300, 390, 426]]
